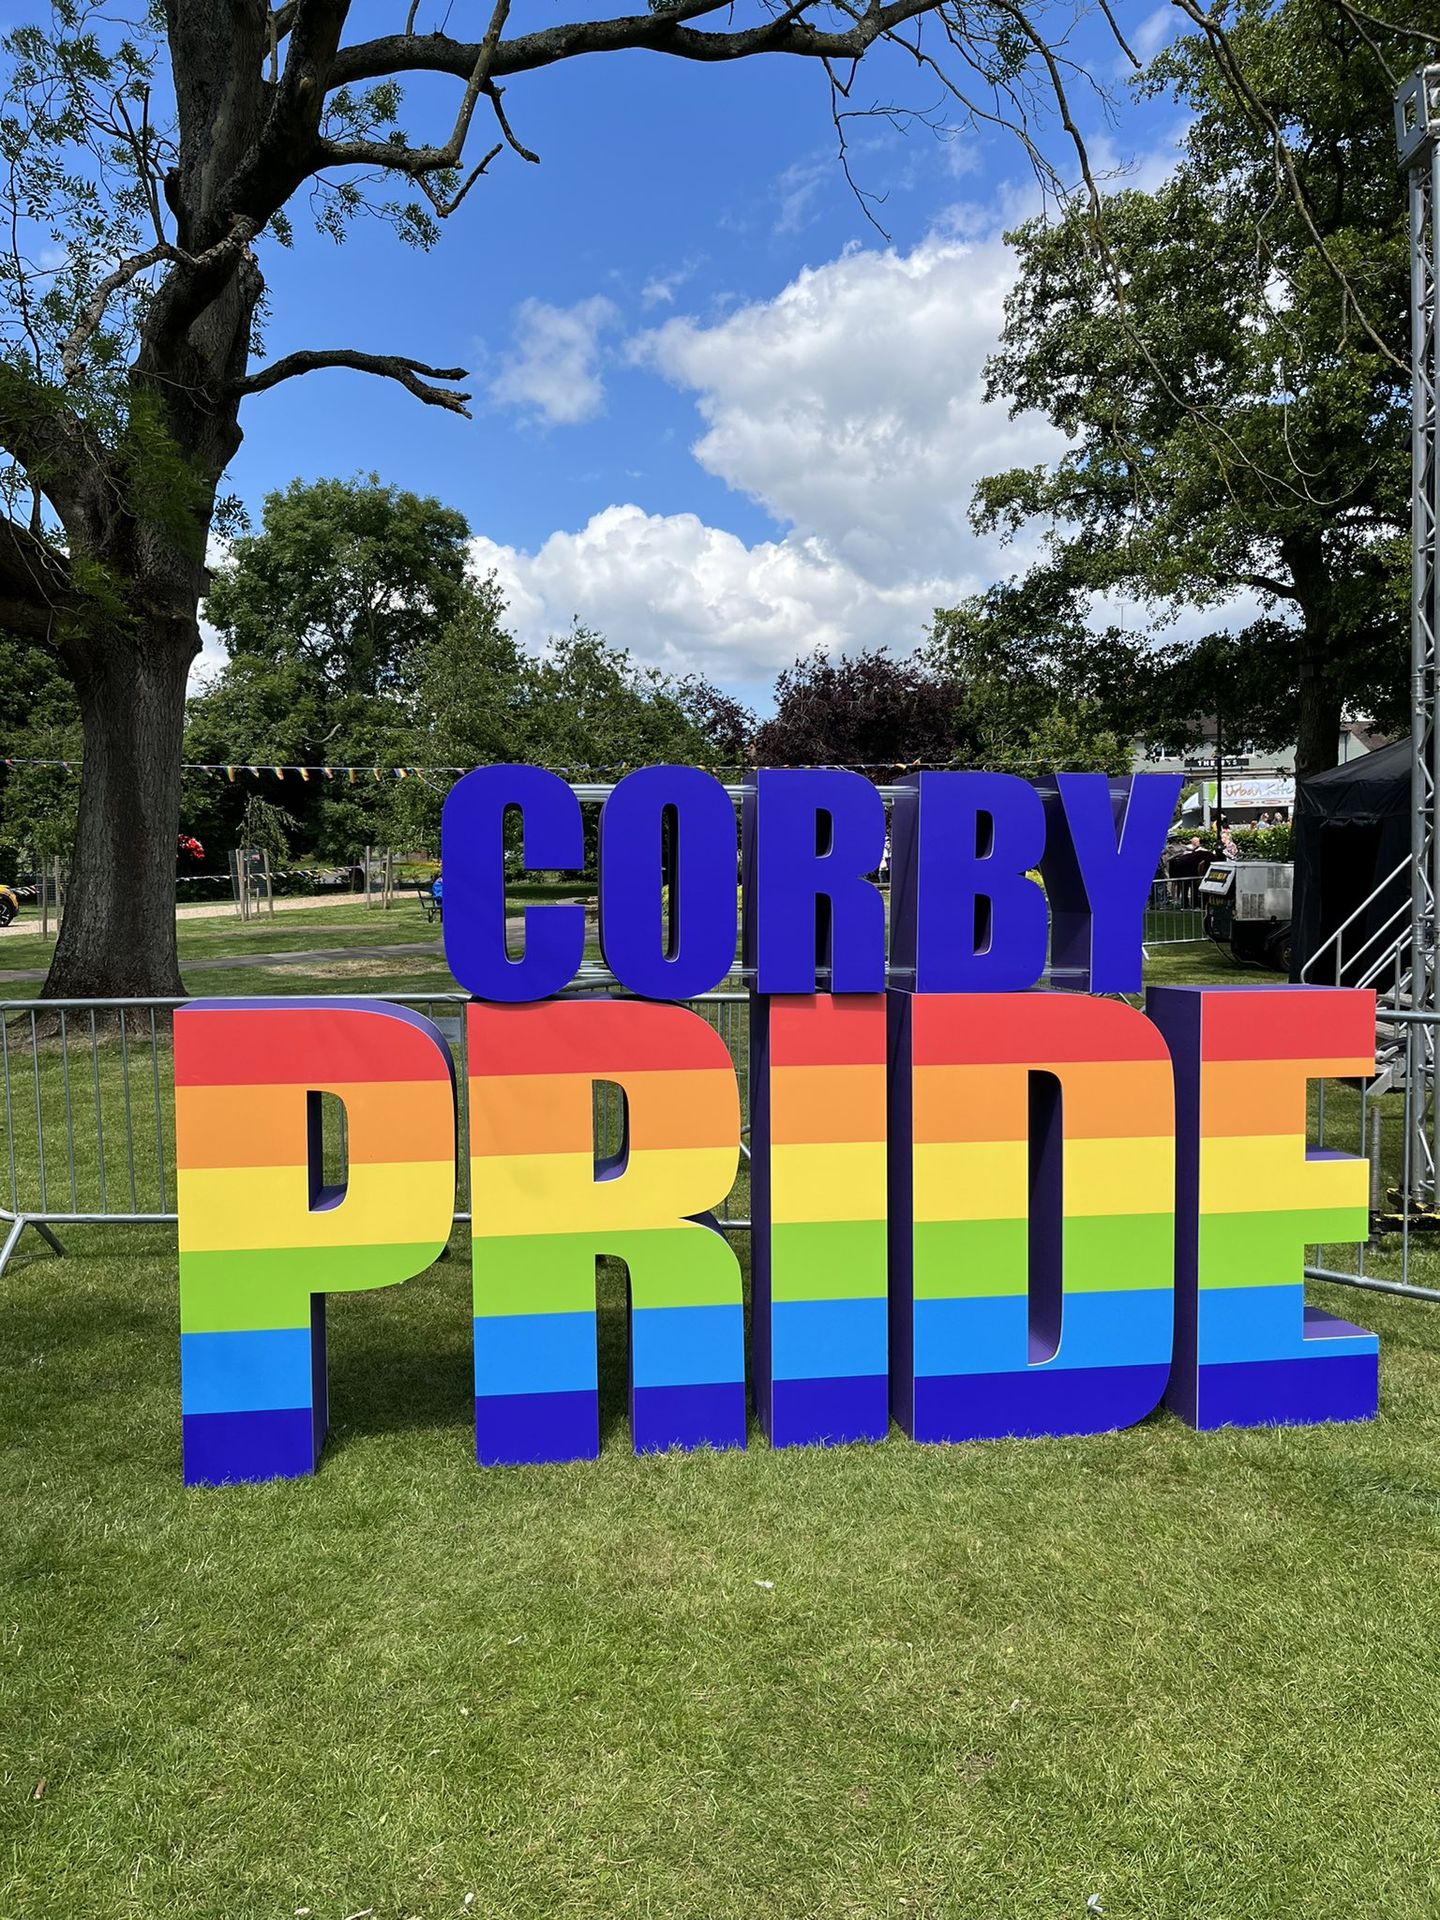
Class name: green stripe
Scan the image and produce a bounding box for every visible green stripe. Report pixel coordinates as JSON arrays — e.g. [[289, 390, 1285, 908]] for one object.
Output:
[[767, 1220, 887, 1302], [910, 1218, 1027, 1300], [180, 1242, 442, 1333], [908, 1213, 1174, 1302], [473, 1225, 741, 1318], [1063, 1213, 1174, 1293], [1200, 1208, 1367, 1290]]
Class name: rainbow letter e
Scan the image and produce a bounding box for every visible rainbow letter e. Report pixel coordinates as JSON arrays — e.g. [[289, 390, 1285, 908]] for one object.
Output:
[[468, 997, 745, 1465], [749, 993, 889, 1445], [888, 989, 1175, 1441], [1148, 985, 1379, 1429], [175, 998, 456, 1486]]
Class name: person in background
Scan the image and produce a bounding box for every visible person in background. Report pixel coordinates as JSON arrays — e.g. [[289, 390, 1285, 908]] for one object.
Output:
[[1256, 811, 1271, 829], [430, 870, 444, 923]]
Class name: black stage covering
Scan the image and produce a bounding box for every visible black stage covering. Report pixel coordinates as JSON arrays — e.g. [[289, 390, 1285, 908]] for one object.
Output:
[[1290, 737, 1410, 982]]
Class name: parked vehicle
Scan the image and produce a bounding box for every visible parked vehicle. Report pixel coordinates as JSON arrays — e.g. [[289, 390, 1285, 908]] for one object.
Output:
[[0, 885, 18, 926], [1200, 860, 1294, 971]]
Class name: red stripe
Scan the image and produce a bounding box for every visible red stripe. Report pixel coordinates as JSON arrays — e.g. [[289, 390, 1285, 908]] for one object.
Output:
[[1199, 986, 1375, 1062], [467, 999, 733, 1077], [765, 994, 887, 1068], [906, 990, 1168, 1066], [174, 1005, 452, 1087]]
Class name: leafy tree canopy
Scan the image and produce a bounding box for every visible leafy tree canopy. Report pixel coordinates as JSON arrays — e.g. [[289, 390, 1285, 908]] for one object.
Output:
[[970, 0, 1426, 776]]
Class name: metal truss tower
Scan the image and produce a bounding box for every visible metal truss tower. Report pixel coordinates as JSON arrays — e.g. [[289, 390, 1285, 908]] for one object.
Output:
[[1397, 68, 1440, 1205]]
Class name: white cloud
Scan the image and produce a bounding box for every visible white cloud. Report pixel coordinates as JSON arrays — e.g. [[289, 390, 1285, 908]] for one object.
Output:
[[640, 261, 699, 309], [632, 234, 1062, 587], [773, 155, 832, 235], [468, 231, 1072, 683], [470, 505, 960, 683], [488, 294, 619, 425]]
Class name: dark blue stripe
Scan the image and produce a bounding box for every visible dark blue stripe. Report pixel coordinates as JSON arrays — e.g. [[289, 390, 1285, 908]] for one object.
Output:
[[1195, 1352, 1378, 1430], [766, 1374, 890, 1448], [631, 1381, 746, 1454], [182, 1407, 317, 1486], [905, 1362, 1170, 1442], [474, 1388, 599, 1466]]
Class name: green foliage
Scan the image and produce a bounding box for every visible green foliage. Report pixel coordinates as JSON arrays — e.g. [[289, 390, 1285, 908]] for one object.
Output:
[[924, 605, 1130, 772], [971, 0, 1426, 770], [237, 794, 296, 861], [0, 627, 80, 866], [1187, 823, 1295, 862]]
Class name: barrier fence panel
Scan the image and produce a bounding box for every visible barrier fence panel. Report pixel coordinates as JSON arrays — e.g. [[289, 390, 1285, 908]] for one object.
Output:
[[1143, 876, 1209, 948], [5, 991, 1436, 1307], [0, 989, 754, 1274]]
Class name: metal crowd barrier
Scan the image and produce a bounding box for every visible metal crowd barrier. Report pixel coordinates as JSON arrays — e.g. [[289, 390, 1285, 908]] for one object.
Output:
[[0, 991, 751, 1276], [3, 990, 1434, 1310], [1142, 875, 1209, 948]]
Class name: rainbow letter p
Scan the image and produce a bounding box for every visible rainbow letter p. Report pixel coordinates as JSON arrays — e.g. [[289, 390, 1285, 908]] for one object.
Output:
[[175, 999, 456, 1486]]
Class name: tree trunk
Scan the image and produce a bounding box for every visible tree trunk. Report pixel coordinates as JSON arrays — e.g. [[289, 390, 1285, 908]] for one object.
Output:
[[1294, 637, 1342, 782], [43, 616, 198, 999]]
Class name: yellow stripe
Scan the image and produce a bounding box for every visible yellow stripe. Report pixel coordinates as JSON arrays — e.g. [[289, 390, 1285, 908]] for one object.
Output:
[[470, 1144, 739, 1237], [1063, 1136, 1174, 1217], [768, 1141, 886, 1224], [177, 1160, 454, 1253], [1200, 1136, 1367, 1215], [911, 1141, 1027, 1223]]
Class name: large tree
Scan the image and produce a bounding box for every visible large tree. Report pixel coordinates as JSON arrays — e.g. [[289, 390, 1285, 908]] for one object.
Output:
[[186, 475, 486, 857], [0, 0, 1127, 997], [972, 0, 1429, 779]]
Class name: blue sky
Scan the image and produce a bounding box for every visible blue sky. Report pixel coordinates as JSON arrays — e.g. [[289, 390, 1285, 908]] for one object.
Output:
[[210, 3, 1188, 708]]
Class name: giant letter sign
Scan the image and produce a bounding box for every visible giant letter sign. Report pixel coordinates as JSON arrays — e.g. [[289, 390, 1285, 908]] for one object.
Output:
[[175, 999, 455, 1485], [468, 997, 745, 1465], [749, 993, 889, 1446], [1149, 985, 1379, 1428], [170, 762, 1386, 1486], [888, 990, 1175, 1441]]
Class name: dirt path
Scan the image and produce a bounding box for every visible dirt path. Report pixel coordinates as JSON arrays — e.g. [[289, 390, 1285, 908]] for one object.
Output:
[[0, 938, 447, 986]]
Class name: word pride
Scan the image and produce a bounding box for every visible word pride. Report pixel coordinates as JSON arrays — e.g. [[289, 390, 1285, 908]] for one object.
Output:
[[175, 766, 1379, 1487]]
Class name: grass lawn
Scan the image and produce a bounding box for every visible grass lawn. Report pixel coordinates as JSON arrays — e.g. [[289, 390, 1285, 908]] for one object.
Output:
[[7, 931, 1440, 1917], [6, 1232, 1440, 1919]]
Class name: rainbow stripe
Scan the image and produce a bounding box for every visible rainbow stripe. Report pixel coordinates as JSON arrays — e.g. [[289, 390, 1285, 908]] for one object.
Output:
[[175, 998, 456, 1486], [1148, 986, 1378, 1429], [888, 990, 1175, 1441], [750, 994, 888, 1444], [468, 998, 745, 1465]]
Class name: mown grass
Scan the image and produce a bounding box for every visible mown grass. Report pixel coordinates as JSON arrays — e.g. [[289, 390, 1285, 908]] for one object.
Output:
[[5, 1231, 1440, 1920], [7, 934, 1440, 1918]]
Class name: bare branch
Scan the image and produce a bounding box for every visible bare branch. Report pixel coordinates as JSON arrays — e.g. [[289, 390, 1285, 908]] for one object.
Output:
[[0, 515, 73, 640], [317, 0, 514, 187], [484, 82, 540, 167], [60, 216, 261, 381], [230, 348, 473, 414], [329, 0, 943, 91], [59, 244, 174, 381]]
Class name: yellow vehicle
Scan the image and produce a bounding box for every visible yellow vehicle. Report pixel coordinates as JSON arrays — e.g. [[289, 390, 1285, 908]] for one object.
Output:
[[0, 885, 16, 926]]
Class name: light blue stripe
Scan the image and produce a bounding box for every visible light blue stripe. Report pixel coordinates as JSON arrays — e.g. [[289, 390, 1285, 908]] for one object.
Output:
[[473, 1311, 597, 1398], [1199, 1285, 1379, 1365], [915, 1288, 1172, 1378], [631, 1303, 744, 1388], [180, 1327, 313, 1416], [772, 1297, 888, 1381]]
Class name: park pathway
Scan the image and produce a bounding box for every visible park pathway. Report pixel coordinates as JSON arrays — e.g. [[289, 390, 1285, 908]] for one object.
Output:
[[0, 938, 446, 986]]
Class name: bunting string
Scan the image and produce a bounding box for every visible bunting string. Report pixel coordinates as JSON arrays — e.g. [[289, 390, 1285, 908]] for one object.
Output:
[[0, 753, 1126, 778]]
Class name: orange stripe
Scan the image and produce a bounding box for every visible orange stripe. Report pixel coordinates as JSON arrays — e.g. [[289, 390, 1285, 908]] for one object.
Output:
[[175, 1080, 454, 1170], [911, 1059, 1173, 1145], [766, 1064, 886, 1145], [468, 1067, 737, 1159], [1201, 1060, 1305, 1137]]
